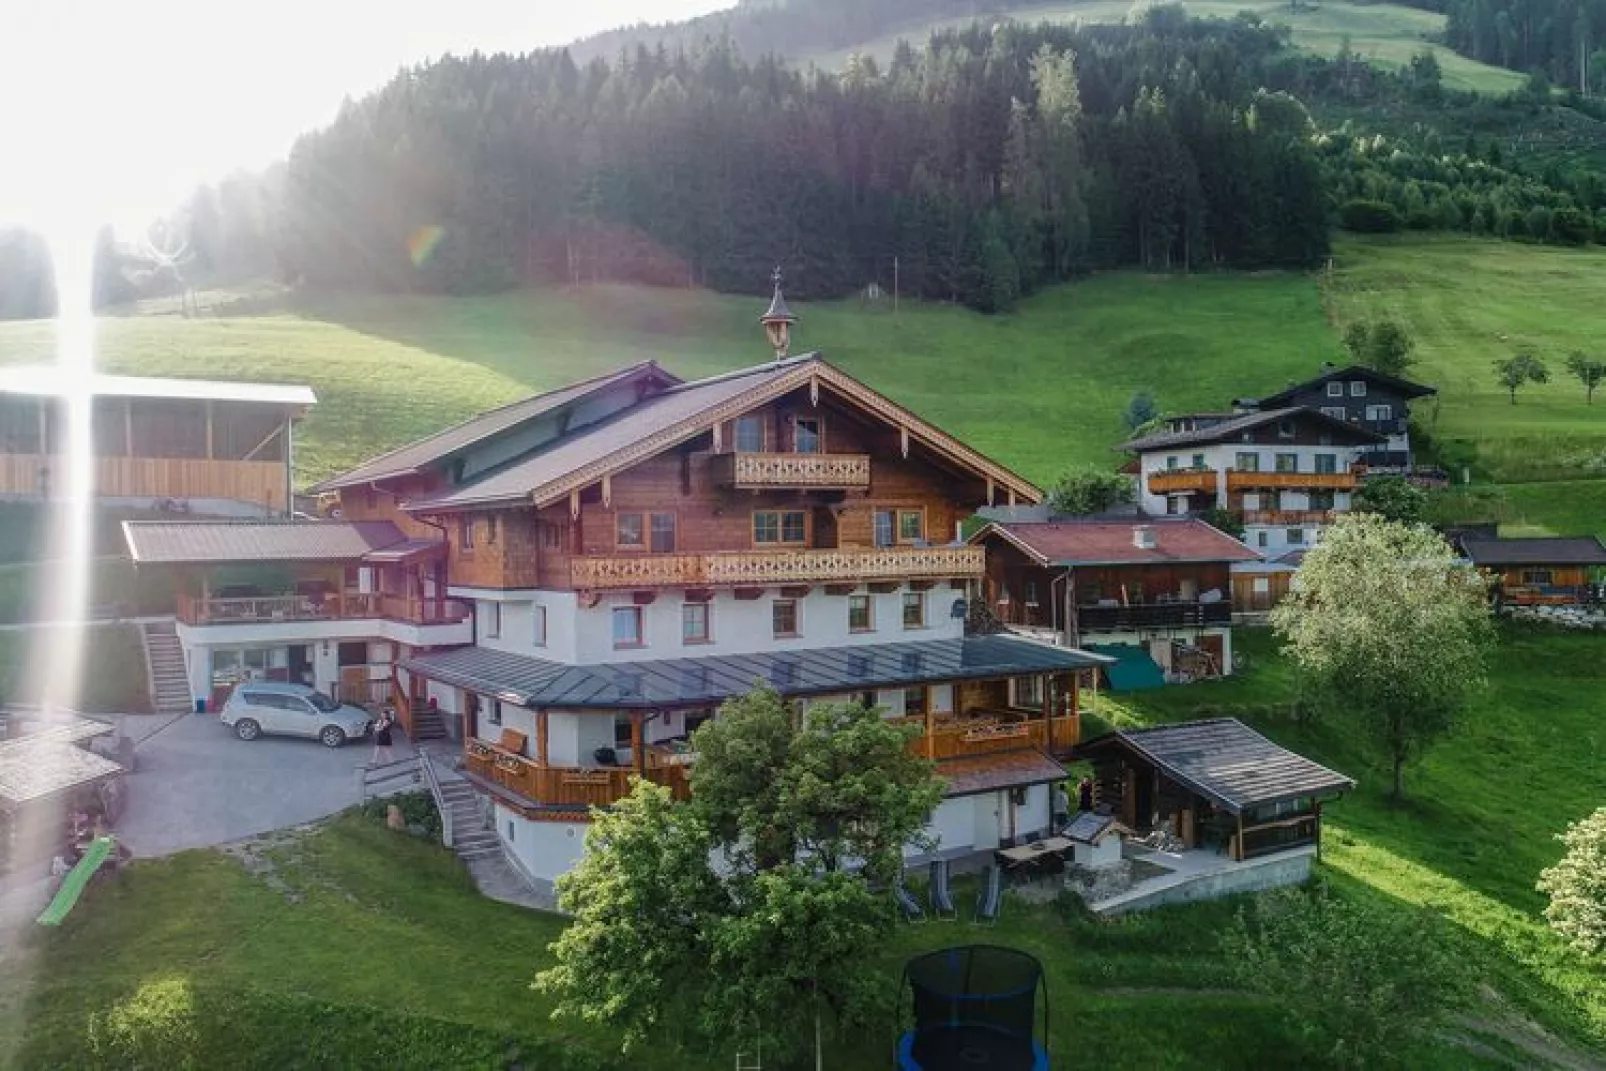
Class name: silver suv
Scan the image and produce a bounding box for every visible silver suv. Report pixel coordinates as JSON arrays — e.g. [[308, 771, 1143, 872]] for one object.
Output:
[[220, 682, 372, 748]]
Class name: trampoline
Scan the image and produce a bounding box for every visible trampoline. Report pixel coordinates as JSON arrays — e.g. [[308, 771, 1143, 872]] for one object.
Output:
[[895, 945, 1049, 1070]]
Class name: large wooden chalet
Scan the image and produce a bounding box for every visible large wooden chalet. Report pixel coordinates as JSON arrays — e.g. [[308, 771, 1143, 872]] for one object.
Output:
[[129, 290, 1108, 882], [1460, 535, 1606, 607], [0, 367, 313, 515]]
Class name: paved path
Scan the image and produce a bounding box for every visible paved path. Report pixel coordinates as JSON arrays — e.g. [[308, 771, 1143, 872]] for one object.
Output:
[[116, 713, 417, 857]]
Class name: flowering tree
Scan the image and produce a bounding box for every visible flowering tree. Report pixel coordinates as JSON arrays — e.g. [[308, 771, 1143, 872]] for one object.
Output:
[[1537, 807, 1606, 956]]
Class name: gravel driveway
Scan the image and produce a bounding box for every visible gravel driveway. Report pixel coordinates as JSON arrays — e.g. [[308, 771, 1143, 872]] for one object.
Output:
[[116, 712, 416, 857]]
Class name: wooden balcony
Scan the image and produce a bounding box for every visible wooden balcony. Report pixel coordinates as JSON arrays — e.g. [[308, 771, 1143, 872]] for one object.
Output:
[[464, 741, 691, 809], [1146, 469, 1217, 495], [0, 454, 288, 511], [710, 451, 871, 490], [177, 591, 471, 627], [1240, 510, 1336, 526], [1077, 601, 1231, 631], [1226, 468, 1358, 491], [572, 544, 985, 591], [889, 711, 1080, 759]]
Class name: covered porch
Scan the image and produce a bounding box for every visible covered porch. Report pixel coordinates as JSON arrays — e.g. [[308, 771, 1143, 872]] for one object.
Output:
[[404, 636, 1110, 813]]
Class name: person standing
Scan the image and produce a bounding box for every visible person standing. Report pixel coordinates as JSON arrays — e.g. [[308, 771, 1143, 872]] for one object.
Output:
[[370, 707, 396, 767], [1077, 776, 1095, 813]]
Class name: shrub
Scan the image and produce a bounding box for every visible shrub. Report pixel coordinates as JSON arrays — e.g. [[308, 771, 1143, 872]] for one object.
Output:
[[1537, 806, 1606, 956], [360, 790, 442, 840], [1339, 199, 1402, 233], [1223, 885, 1471, 1067], [1550, 206, 1592, 245], [1046, 466, 1134, 516]]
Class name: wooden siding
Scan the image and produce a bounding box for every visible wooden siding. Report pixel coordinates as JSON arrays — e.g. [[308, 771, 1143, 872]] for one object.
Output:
[[446, 509, 541, 590], [1231, 571, 1292, 611], [572, 545, 984, 590], [335, 473, 450, 540], [0, 454, 288, 510]]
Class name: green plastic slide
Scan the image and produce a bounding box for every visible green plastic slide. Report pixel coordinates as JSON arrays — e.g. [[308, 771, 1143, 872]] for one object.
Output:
[[36, 836, 115, 926]]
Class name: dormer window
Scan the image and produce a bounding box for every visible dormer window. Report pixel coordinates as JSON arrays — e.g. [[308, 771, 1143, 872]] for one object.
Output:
[[1326, 381, 1344, 397], [1350, 381, 1367, 397], [735, 415, 765, 453]]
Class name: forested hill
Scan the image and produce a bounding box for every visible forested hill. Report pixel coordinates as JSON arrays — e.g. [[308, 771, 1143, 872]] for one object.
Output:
[[283, 16, 1331, 313], [566, 0, 1015, 66], [1442, 0, 1606, 93]]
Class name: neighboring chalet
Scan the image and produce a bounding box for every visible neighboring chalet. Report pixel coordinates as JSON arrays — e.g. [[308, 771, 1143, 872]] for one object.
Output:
[[1252, 363, 1437, 473], [1120, 408, 1385, 555], [1460, 536, 1606, 606], [0, 367, 314, 516], [133, 286, 1110, 884], [970, 518, 1260, 685], [1071, 719, 1354, 912]]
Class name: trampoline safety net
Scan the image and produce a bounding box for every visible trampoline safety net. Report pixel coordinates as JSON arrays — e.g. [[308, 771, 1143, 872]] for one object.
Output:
[[901, 945, 1045, 1071]]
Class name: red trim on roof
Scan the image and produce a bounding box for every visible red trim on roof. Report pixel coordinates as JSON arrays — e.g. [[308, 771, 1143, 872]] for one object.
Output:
[[972, 518, 1261, 565]]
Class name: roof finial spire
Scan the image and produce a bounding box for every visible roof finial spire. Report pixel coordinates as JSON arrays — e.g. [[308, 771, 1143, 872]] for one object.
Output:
[[760, 264, 798, 361]]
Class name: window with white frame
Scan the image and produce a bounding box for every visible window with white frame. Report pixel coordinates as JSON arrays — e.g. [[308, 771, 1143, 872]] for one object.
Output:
[[1321, 406, 1346, 420], [772, 599, 800, 638], [1235, 451, 1260, 472], [848, 594, 873, 633], [754, 510, 807, 545], [873, 509, 896, 547], [1326, 381, 1344, 397], [793, 417, 822, 454], [1365, 404, 1394, 422], [1350, 381, 1367, 397], [486, 699, 502, 726], [1313, 453, 1337, 474]]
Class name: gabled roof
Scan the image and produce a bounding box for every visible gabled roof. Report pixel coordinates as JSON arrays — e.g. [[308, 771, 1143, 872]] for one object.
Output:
[[0, 366, 315, 407], [404, 355, 1042, 513], [1255, 364, 1437, 408], [1461, 536, 1606, 567], [402, 634, 1110, 710], [972, 518, 1260, 566], [123, 520, 409, 564], [938, 751, 1068, 798], [309, 361, 677, 492], [1076, 718, 1354, 815], [1116, 406, 1386, 452]]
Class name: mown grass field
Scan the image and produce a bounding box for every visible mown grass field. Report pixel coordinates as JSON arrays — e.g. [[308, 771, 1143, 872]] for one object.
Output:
[[3, 235, 1604, 534], [3, 625, 1600, 1070], [803, 0, 1525, 94], [0, 624, 150, 713]]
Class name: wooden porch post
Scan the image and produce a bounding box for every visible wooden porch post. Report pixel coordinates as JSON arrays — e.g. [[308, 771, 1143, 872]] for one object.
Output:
[[1234, 813, 1245, 862], [924, 696, 934, 760], [536, 710, 549, 767], [631, 712, 645, 778], [462, 689, 475, 739], [1040, 675, 1053, 750]]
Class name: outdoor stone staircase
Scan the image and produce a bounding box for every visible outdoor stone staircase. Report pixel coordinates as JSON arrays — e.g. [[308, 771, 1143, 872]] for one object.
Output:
[[141, 621, 193, 715], [439, 780, 499, 861]]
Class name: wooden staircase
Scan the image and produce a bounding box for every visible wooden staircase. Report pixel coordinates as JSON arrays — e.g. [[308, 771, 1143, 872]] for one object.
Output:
[[140, 621, 193, 714]]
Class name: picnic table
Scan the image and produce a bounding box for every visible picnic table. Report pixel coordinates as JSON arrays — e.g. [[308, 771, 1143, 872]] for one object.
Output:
[[995, 835, 1073, 878]]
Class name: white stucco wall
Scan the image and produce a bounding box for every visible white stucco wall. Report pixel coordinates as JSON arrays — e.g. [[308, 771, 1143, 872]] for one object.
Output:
[[497, 807, 589, 882]]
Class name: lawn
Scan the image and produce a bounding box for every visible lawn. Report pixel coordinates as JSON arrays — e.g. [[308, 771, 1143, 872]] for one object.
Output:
[[0, 624, 151, 713], [1323, 235, 1606, 484], [803, 0, 1525, 94], [3, 625, 1602, 1069]]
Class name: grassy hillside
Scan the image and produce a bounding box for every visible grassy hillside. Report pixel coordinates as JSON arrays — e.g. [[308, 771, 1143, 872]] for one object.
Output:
[[4, 627, 1601, 1068], [2, 236, 1604, 530], [803, 0, 1525, 94]]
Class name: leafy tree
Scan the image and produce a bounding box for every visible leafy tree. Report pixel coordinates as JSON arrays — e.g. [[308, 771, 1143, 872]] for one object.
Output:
[[1223, 885, 1471, 1067], [1537, 806, 1606, 956], [1339, 199, 1402, 233], [1352, 474, 1429, 524], [538, 688, 940, 1065], [1200, 505, 1245, 540], [1046, 465, 1135, 516], [1565, 351, 1606, 404], [1342, 320, 1416, 377], [1492, 352, 1550, 404], [1271, 514, 1493, 799], [1122, 390, 1158, 431]]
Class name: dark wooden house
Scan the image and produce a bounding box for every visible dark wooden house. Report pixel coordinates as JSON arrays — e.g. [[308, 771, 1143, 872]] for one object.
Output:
[[1075, 718, 1354, 861], [1254, 363, 1436, 472], [1461, 536, 1606, 606]]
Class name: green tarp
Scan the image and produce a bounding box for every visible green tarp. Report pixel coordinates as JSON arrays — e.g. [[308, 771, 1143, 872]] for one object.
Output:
[[1084, 644, 1166, 691]]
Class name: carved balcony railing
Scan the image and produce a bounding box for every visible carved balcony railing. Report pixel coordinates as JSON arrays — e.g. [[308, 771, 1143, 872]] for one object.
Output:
[[464, 741, 691, 808], [572, 544, 985, 590], [710, 451, 871, 490], [1240, 509, 1337, 526], [1146, 469, 1217, 495]]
